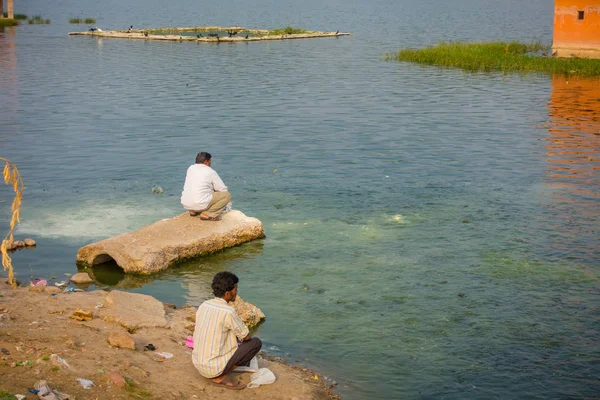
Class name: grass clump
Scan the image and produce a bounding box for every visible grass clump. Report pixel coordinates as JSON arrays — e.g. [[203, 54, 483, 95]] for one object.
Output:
[[28, 15, 51, 24], [268, 26, 310, 35], [386, 41, 600, 77], [71, 17, 96, 24], [0, 18, 19, 27], [3, 12, 28, 20]]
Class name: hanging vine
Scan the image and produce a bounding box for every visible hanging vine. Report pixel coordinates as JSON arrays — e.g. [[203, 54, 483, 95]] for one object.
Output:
[[1, 158, 24, 287]]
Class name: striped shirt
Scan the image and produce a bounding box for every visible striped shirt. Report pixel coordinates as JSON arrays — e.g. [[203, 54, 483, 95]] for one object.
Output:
[[192, 297, 249, 378]]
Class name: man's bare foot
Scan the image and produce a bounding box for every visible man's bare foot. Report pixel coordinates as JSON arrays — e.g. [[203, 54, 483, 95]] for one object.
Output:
[[211, 375, 245, 390], [200, 213, 221, 221]]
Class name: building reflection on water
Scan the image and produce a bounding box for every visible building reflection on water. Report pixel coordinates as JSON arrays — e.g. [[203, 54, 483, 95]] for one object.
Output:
[[0, 26, 18, 139], [544, 76, 600, 263]]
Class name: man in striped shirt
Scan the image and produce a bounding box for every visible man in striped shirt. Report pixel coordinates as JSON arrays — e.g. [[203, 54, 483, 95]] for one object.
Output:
[[192, 271, 262, 390]]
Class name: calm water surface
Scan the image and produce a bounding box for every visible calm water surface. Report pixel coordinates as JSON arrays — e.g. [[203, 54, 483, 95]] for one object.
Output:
[[1, 0, 599, 398]]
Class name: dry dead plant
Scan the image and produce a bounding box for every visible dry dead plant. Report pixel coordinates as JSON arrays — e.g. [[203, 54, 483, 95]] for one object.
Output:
[[1, 158, 24, 287]]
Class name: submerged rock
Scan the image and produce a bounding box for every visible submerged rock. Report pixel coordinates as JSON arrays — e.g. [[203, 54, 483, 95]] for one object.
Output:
[[76, 210, 265, 274], [70, 272, 94, 284]]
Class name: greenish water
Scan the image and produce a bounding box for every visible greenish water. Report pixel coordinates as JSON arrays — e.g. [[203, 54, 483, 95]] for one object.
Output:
[[1, 0, 599, 398]]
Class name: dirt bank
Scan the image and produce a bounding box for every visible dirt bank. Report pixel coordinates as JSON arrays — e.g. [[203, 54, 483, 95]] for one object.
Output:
[[0, 282, 339, 399]]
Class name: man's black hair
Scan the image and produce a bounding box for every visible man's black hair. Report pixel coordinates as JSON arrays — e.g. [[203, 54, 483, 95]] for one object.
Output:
[[196, 152, 212, 164], [212, 271, 239, 297]]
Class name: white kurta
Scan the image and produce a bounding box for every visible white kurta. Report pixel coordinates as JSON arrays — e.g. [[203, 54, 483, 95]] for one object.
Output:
[[180, 164, 228, 211]]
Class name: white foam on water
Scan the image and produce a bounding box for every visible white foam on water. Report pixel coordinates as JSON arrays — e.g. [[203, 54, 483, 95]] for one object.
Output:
[[387, 214, 406, 223], [16, 201, 177, 241]]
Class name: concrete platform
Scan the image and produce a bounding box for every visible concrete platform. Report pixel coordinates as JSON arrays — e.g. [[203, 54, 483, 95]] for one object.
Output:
[[76, 210, 265, 274], [68, 26, 351, 43]]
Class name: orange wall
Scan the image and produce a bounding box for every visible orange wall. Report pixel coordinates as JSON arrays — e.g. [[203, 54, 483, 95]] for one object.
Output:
[[554, 0, 600, 46]]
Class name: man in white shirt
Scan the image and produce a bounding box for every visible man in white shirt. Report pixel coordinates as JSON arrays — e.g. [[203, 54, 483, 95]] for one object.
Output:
[[181, 152, 231, 221], [193, 272, 262, 390]]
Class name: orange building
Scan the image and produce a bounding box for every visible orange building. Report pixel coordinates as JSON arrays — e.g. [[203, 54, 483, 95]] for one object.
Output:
[[552, 1, 600, 58]]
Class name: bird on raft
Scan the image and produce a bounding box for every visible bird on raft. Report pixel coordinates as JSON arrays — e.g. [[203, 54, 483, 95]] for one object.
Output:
[[144, 31, 148, 37], [245, 34, 249, 39], [197, 33, 203, 38], [335, 30, 339, 34], [88, 27, 102, 32]]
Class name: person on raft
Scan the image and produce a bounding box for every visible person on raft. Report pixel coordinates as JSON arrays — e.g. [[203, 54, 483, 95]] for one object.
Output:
[[181, 151, 231, 220], [192, 272, 262, 390]]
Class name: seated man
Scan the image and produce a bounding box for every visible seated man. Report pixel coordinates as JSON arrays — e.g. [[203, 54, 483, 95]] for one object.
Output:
[[181, 152, 231, 220], [192, 272, 262, 390]]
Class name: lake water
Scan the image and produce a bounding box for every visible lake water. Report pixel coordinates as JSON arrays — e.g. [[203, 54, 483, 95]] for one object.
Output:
[[1, 0, 599, 398]]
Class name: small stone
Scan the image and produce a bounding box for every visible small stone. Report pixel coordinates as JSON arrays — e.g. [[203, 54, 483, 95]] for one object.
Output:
[[458, 293, 466, 298], [13, 241, 25, 248], [29, 286, 45, 293], [107, 332, 136, 350], [330, 380, 338, 387], [45, 286, 61, 294], [108, 371, 127, 388], [70, 308, 93, 321], [70, 272, 93, 284], [462, 219, 470, 223], [24, 238, 36, 246], [164, 303, 177, 310]]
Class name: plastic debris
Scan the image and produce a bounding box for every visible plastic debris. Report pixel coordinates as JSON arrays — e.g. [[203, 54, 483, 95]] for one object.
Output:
[[151, 185, 163, 194], [63, 288, 83, 293], [34, 380, 71, 400], [156, 352, 173, 359], [15, 360, 34, 366], [30, 279, 47, 287], [247, 368, 277, 389], [75, 378, 95, 389], [54, 281, 68, 287], [185, 336, 194, 349], [50, 354, 70, 369], [15, 395, 26, 400], [234, 356, 258, 372]]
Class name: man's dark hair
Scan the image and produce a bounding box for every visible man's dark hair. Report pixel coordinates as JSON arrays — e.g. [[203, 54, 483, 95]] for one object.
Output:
[[212, 271, 239, 297], [196, 152, 212, 164]]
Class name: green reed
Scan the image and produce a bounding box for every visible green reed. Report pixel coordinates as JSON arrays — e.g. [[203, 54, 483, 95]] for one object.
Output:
[[268, 26, 310, 35], [386, 41, 600, 77], [28, 15, 51, 24]]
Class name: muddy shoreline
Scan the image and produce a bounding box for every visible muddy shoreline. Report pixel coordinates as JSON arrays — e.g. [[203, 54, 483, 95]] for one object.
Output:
[[0, 281, 340, 399]]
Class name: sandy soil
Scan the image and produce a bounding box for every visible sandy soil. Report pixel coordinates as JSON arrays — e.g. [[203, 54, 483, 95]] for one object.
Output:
[[0, 282, 339, 400]]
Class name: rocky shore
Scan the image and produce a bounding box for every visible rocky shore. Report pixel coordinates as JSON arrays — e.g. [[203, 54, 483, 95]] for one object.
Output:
[[0, 281, 339, 399]]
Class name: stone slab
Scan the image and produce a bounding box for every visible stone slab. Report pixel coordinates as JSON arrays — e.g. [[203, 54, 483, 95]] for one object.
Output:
[[99, 290, 168, 331], [76, 210, 265, 274]]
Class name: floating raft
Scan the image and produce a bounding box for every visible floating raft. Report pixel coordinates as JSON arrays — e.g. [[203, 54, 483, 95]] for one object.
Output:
[[68, 25, 351, 43], [76, 210, 265, 274]]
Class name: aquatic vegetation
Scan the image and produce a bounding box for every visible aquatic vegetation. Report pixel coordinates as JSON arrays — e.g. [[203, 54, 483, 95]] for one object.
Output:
[[28, 15, 51, 24], [0, 18, 19, 27], [268, 26, 311, 35], [3, 12, 28, 20], [479, 251, 598, 283], [0, 158, 24, 287], [386, 41, 600, 77], [70, 17, 96, 24]]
